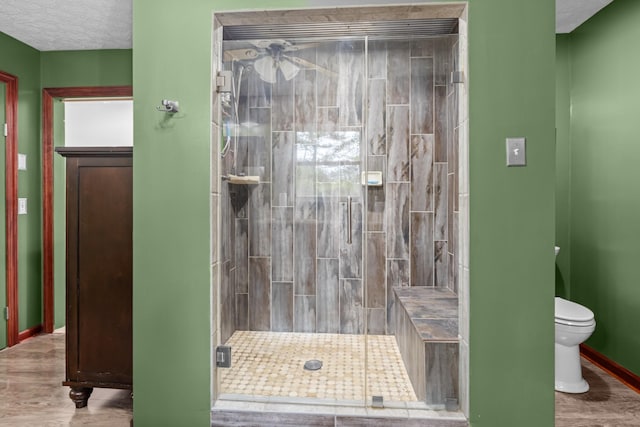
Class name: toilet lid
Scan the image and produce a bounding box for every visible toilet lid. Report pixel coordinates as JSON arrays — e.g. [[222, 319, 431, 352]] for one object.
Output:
[[555, 297, 594, 322]]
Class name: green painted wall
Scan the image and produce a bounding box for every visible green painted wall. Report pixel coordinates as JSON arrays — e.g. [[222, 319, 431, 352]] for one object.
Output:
[[0, 32, 42, 333], [133, 1, 555, 426], [565, 0, 640, 375], [555, 35, 572, 298], [41, 49, 132, 88], [41, 49, 133, 328]]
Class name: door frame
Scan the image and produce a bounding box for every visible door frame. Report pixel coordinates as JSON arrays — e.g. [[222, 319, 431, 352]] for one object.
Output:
[[0, 71, 18, 347], [42, 86, 133, 332]]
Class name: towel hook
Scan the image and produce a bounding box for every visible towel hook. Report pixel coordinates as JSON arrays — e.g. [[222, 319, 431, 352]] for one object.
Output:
[[156, 99, 179, 113]]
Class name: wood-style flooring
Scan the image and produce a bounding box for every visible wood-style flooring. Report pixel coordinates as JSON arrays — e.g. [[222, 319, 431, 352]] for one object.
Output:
[[1, 331, 638, 426], [555, 358, 640, 426]]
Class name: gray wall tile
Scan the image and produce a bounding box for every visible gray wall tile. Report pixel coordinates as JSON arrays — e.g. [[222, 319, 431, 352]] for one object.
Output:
[[249, 183, 271, 257], [317, 258, 340, 333], [387, 41, 410, 105], [386, 183, 410, 259], [272, 207, 294, 282], [249, 257, 271, 331], [366, 232, 386, 309], [294, 69, 317, 133], [434, 241, 449, 288], [387, 106, 410, 182], [340, 279, 364, 334], [295, 197, 317, 296], [272, 132, 295, 207], [411, 212, 434, 287], [410, 134, 434, 212], [272, 73, 294, 131], [272, 282, 293, 332], [294, 295, 317, 333], [367, 79, 386, 155], [434, 163, 448, 241], [411, 57, 434, 135]]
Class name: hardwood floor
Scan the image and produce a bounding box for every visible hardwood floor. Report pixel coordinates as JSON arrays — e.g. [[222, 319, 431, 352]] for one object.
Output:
[[1, 331, 639, 426], [555, 358, 640, 426]]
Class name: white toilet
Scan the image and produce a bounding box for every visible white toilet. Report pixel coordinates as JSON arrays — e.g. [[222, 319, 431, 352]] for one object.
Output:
[[554, 296, 596, 393]]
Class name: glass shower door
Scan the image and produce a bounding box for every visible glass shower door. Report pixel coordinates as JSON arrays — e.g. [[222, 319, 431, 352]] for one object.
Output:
[[215, 36, 369, 405]]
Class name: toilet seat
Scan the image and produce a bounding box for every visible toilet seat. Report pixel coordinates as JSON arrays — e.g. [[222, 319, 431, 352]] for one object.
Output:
[[555, 297, 594, 323]]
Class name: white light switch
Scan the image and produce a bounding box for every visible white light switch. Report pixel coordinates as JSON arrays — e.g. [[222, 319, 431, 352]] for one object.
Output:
[[506, 137, 526, 167], [18, 153, 26, 171], [18, 198, 27, 215]]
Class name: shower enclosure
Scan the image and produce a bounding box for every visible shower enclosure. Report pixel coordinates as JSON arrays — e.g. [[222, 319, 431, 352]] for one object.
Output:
[[211, 5, 468, 416]]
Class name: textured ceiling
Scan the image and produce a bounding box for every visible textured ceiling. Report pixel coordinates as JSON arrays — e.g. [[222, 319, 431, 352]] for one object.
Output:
[[556, 0, 614, 33], [0, 0, 132, 51], [0, 0, 614, 51]]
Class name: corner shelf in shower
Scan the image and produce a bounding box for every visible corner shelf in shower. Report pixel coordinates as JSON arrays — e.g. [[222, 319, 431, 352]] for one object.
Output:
[[223, 174, 260, 185]]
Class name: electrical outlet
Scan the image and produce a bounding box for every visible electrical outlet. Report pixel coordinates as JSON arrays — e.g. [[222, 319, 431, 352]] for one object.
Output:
[[18, 153, 27, 171]]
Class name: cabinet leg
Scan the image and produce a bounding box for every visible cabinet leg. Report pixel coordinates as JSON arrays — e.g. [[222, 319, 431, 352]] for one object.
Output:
[[69, 387, 93, 408]]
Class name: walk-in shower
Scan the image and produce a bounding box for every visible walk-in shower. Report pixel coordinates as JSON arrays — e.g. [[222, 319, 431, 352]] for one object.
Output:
[[211, 4, 469, 420]]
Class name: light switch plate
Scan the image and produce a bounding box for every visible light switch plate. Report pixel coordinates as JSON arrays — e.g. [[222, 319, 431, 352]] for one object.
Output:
[[506, 137, 526, 167], [18, 198, 27, 215], [18, 153, 26, 171]]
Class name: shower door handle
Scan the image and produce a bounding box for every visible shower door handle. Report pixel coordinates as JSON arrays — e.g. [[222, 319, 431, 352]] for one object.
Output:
[[346, 196, 353, 245]]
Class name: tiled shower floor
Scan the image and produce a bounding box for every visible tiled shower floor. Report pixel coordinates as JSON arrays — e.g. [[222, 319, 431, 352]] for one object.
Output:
[[219, 331, 418, 403]]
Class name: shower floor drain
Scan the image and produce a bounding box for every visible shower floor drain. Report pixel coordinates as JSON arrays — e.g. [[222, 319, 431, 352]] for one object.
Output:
[[304, 359, 322, 371]]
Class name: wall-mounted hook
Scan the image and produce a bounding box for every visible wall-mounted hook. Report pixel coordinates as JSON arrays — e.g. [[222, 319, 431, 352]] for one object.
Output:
[[157, 99, 179, 113]]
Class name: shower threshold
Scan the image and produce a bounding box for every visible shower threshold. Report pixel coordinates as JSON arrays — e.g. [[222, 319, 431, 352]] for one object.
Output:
[[212, 395, 467, 426]]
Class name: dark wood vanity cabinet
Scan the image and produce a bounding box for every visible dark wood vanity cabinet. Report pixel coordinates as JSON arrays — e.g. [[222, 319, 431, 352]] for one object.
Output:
[[55, 147, 133, 408]]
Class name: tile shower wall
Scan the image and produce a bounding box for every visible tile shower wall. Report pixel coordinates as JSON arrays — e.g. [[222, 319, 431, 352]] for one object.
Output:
[[218, 36, 459, 341]]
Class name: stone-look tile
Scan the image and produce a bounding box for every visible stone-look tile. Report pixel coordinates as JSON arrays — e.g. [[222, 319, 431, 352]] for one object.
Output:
[[387, 41, 410, 105], [410, 135, 434, 212], [425, 342, 459, 407], [411, 212, 434, 287], [221, 261, 237, 345], [294, 295, 316, 333], [458, 339, 469, 417], [340, 200, 363, 280], [295, 197, 317, 296], [458, 120, 469, 195], [234, 218, 248, 294], [387, 259, 409, 334], [434, 163, 448, 241], [340, 279, 364, 334], [249, 183, 271, 257], [212, 410, 334, 427], [338, 41, 364, 127], [367, 79, 386, 156], [458, 267, 469, 344], [366, 156, 386, 232], [386, 183, 410, 260], [411, 57, 434, 135], [211, 123, 220, 194], [368, 40, 387, 79], [411, 38, 434, 58], [366, 308, 386, 335], [317, 182, 340, 259], [272, 207, 294, 282], [272, 132, 295, 207], [236, 293, 248, 331], [434, 241, 448, 288], [394, 287, 456, 300], [273, 72, 294, 131], [317, 107, 339, 132], [434, 36, 454, 86], [395, 298, 426, 401], [366, 233, 386, 309], [220, 183, 233, 264], [434, 85, 448, 163], [294, 69, 317, 133], [412, 319, 458, 342], [317, 42, 339, 107], [247, 135, 271, 182], [387, 105, 410, 182], [402, 299, 458, 319], [317, 258, 340, 333], [211, 194, 219, 265], [249, 257, 271, 331], [248, 68, 272, 108], [272, 282, 294, 332], [296, 139, 317, 197]]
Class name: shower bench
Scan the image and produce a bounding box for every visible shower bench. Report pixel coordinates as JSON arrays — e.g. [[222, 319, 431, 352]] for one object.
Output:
[[393, 287, 459, 410]]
